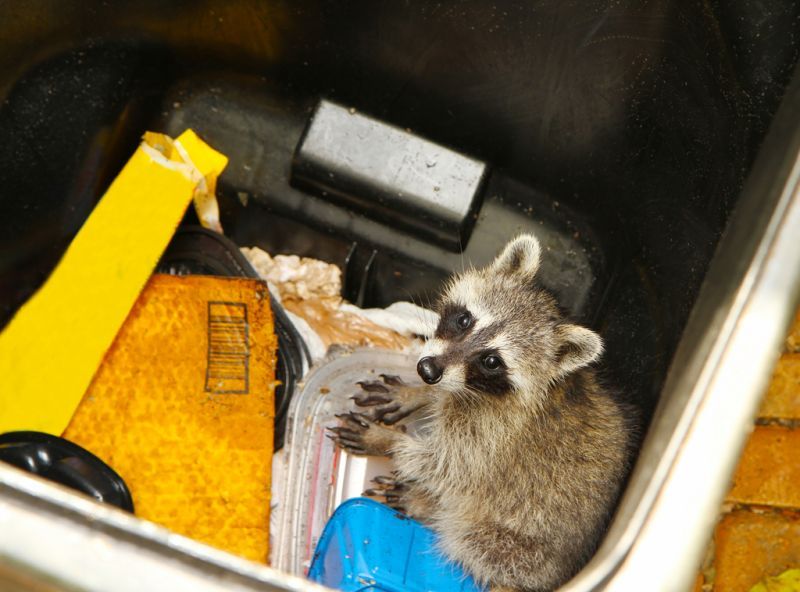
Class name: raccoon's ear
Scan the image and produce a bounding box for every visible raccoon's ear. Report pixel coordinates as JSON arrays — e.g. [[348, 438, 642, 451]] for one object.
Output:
[[555, 324, 603, 376], [491, 234, 541, 278]]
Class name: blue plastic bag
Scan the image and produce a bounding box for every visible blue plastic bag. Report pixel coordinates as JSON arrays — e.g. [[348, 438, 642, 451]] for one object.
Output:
[[308, 497, 484, 592]]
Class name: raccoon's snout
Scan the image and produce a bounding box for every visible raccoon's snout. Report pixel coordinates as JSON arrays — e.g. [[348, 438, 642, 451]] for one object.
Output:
[[417, 357, 443, 385]]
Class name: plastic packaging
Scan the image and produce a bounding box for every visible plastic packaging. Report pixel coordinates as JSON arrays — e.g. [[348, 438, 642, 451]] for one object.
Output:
[[308, 497, 482, 592], [273, 347, 425, 574], [241, 246, 418, 354]]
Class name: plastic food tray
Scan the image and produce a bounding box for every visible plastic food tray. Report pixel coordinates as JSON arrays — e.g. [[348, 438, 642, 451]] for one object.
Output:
[[273, 347, 425, 575], [308, 497, 482, 592]]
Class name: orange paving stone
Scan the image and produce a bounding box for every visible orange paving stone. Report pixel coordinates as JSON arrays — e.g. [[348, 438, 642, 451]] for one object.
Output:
[[726, 425, 800, 510], [691, 573, 704, 592], [696, 308, 800, 592], [787, 310, 800, 353], [758, 354, 800, 420], [713, 508, 800, 592]]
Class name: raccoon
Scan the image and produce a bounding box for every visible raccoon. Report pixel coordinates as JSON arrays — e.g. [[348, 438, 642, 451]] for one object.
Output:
[[329, 234, 637, 592]]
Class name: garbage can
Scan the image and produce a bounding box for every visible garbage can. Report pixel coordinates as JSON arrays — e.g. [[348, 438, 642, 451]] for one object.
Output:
[[1, 2, 799, 591]]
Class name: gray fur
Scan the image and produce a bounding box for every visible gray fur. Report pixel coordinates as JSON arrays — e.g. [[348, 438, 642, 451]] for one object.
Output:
[[332, 234, 637, 592]]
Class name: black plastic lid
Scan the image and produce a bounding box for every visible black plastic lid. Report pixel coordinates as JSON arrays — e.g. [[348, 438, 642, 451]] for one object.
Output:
[[0, 431, 134, 512]]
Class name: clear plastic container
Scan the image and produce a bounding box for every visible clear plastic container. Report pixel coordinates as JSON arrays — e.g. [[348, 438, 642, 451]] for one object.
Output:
[[273, 346, 423, 575]]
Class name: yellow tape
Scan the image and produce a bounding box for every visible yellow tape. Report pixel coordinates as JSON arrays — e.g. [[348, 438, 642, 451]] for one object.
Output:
[[0, 130, 228, 435]]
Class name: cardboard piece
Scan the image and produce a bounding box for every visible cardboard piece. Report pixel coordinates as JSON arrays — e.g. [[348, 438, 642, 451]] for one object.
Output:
[[0, 130, 227, 435], [64, 274, 277, 562]]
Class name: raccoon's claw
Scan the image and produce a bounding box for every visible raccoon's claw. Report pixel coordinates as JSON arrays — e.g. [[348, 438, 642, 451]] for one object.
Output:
[[326, 425, 370, 455], [363, 490, 405, 511], [356, 380, 390, 393], [379, 374, 406, 386], [374, 403, 412, 426], [371, 474, 398, 486], [364, 474, 408, 512], [328, 412, 404, 456], [328, 412, 374, 455], [351, 376, 427, 425], [326, 426, 360, 439], [351, 375, 405, 406], [334, 411, 371, 429], [325, 432, 366, 455], [351, 392, 392, 406]]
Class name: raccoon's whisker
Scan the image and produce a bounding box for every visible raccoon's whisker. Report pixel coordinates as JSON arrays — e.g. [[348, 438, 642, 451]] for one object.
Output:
[[452, 385, 483, 408], [458, 235, 466, 275], [400, 287, 420, 308], [423, 290, 435, 313], [417, 408, 439, 424]]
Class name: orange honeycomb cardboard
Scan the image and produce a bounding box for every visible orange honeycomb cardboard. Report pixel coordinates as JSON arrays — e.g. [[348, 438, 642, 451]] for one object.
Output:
[[64, 274, 277, 563]]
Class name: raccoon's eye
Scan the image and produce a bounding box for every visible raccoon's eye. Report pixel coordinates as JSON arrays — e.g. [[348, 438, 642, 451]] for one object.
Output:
[[482, 354, 502, 370], [456, 312, 473, 330]]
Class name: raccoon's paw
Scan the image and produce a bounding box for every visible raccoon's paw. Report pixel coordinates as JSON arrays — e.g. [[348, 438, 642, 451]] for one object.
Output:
[[326, 411, 405, 457], [351, 374, 429, 425], [364, 473, 408, 512], [367, 475, 437, 522]]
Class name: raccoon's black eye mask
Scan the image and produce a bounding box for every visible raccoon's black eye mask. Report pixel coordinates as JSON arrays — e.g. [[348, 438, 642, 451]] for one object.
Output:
[[435, 305, 474, 339], [466, 349, 511, 396]]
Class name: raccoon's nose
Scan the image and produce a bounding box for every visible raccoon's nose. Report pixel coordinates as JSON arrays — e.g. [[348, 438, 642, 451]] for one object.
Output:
[[417, 357, 443, 385]]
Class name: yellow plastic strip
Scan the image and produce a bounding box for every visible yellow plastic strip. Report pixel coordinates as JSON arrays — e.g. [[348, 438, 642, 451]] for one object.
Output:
[[0, 129, 228, 435]]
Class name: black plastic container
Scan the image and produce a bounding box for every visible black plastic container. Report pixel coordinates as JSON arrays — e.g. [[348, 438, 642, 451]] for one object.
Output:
[[0, 431, 134, 512]]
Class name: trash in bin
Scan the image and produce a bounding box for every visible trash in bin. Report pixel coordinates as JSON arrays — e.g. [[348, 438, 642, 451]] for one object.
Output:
[[291, 100, 487, 251], [63, 273, 277, 563], [156, 226, 311, 451], [0, 431, 134, 512], [273, 347, 427, 574], [242, 247, 427, 356], [241, 246, 437, 570], [749, 569, 800, 592], [0, 130, 228, 436], [308, 497, 483, 592]]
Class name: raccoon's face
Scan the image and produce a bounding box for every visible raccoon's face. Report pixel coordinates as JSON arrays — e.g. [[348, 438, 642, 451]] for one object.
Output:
[[418, 234, 603, 405]]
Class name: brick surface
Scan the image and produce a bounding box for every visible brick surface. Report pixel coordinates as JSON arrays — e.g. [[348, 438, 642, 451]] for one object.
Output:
[[758, 354, 800, 420], [727, 425, 800, 509], [691, 573, 705, 592], [787, 310, 800, 353], [697, 308, 800, 592], [713, 508, 800, 592]]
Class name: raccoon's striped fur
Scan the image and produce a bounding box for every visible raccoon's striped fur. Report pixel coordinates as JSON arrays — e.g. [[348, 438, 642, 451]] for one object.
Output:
[[331, 234, 637, 592]]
